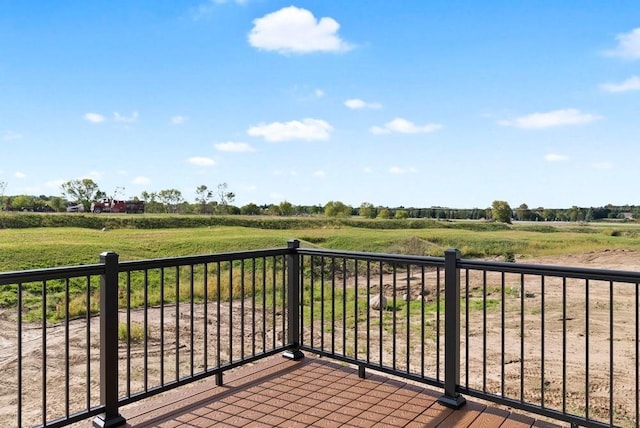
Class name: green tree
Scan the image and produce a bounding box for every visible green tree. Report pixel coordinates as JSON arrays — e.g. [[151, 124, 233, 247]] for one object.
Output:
[[241, 203, 261, 215], [60, 179, 104, 211], [157, 189, 184, 213], [491, 200, 512, 224], [279, 201, 293, 216], [216, 183, 235, 214], [324, 201, 352, 217], [49, 196, 65, 212], [515, 203, 531, 221], [394, 209, 408, 219], [377, 208, 390, 219], [359, 202, 377, 219], [195, 185, 214, 214]]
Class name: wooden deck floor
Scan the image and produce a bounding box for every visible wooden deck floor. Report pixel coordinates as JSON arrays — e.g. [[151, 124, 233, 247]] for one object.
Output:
[[90, 355, 565, 427]]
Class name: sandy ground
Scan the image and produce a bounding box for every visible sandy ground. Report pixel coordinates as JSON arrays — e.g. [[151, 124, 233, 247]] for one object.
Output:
[[1, 249, 639, 427]]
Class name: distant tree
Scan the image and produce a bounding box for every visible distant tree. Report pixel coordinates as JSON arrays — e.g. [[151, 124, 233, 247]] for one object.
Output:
[[394, 209, 408, 220], [11, 195, 35, 211], [515, 203, 531, 221], [541, 208, 556, 221], [359, 202, 377, 219], [157, 188, 184, 213], [241, 203, 261, 215], [324, 201, 352, 217], [585, 207, 594, 222], [491, 200, 512, 224], [569, 205, 584, 222], [279, 201, 293, 216], [60, 179, 104, 211], [195, 185, 214, 214], [216, 183, 235, 214], [49, 196, 65, 212], [377, 208, 390, 219], [263, 204, 279, 216]]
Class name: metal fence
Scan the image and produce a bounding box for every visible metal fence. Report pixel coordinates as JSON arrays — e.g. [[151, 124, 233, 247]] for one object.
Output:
[[0, 246, 292, 427], [1, 240, 638, 427]]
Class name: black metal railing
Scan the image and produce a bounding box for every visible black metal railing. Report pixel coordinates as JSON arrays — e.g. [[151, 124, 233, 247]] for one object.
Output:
[[1, 240, 638, 427]]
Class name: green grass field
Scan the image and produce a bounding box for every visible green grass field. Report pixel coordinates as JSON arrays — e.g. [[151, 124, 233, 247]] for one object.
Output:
[[2, 217, 640, 272]]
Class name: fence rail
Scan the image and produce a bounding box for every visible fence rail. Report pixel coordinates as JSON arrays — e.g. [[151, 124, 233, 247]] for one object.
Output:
[[0, 240, 638, 427]]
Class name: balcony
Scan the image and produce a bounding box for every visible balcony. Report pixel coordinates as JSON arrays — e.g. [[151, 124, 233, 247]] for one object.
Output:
[[0, 240, 638, 427]]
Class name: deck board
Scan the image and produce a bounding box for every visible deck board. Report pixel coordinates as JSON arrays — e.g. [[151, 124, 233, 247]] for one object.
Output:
[[72, 355, 566, 427]]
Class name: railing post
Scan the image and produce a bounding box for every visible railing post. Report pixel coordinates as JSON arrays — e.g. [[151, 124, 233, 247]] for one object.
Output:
[[283, 239, 304, 360], [438, 249, 466, 409], [93, 252, 126, 428]]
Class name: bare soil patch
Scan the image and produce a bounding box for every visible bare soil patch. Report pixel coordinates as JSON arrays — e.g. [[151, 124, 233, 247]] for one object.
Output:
[[1, 249, 638, 427]]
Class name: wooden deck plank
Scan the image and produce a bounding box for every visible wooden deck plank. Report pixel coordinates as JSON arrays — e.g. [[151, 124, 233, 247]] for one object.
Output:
[[468, 406, 510, 427], [70, 355, 568, 427]]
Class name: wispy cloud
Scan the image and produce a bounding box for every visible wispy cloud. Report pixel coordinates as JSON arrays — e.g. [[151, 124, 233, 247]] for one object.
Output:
[[113, 111, 139, 124], [600, 76, 640, 93], [544, 153, 569, 162], [370, 118, 442, 135], [84, 113, 106, 124], [248, 118, 333, 142], [188, 157, 216, 166], [345, 98, 382, 110], [1, 131, 23, 141], [248, 6, 353, 54], [498, 109, 601, 129], [214, 141, 256, 152], [84, 111, 139, 124], [313, 170, 326, 177], [170, 115, 188, 125], [604, 27, 640, 59], [14, 171, 26, 179]]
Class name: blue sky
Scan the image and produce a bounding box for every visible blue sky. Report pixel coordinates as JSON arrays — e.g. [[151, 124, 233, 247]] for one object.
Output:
[[1, 1, 639, 209]]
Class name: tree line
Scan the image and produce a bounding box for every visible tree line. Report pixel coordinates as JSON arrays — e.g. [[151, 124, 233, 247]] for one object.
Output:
[[0, 179, 637, 222]]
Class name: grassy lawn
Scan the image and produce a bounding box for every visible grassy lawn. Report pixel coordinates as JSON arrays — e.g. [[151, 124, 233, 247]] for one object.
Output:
[[2, 220, 640, 271]]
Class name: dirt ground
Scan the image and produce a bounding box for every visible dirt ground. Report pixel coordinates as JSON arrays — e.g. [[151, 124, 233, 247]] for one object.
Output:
[[1, 249, 639, 427]]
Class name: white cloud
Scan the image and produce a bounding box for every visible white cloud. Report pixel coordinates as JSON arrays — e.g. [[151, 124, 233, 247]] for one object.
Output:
[[188, 156, 216, 166], [214, 141, 256, 152], [498, 109, 601, 129], [14, 171, 26, 179], [315, 89, 325, 98], [1, 131, 22, 141], [113, 111, 138, 123], [344, 98, 382, 110], [600, 76, 640, 93], [389, 166, 418, 174], [313, 170, 326, 177], [248, 6, 352, 54], [544, 153, 569, 162], [593, 161, 613, 170], [370, 118, 442, 135], [170, 115, 188, 125], [132, 176, 151, 185], [84, 113, 106, 123], [363, 167, 373, 174], [605, 28, 640, 59], [247, 118, 333, 142]]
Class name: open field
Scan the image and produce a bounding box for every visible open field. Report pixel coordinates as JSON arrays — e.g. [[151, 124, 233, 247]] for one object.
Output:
[[2, 220, 640, 426], [2, 219, 640, 271]]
